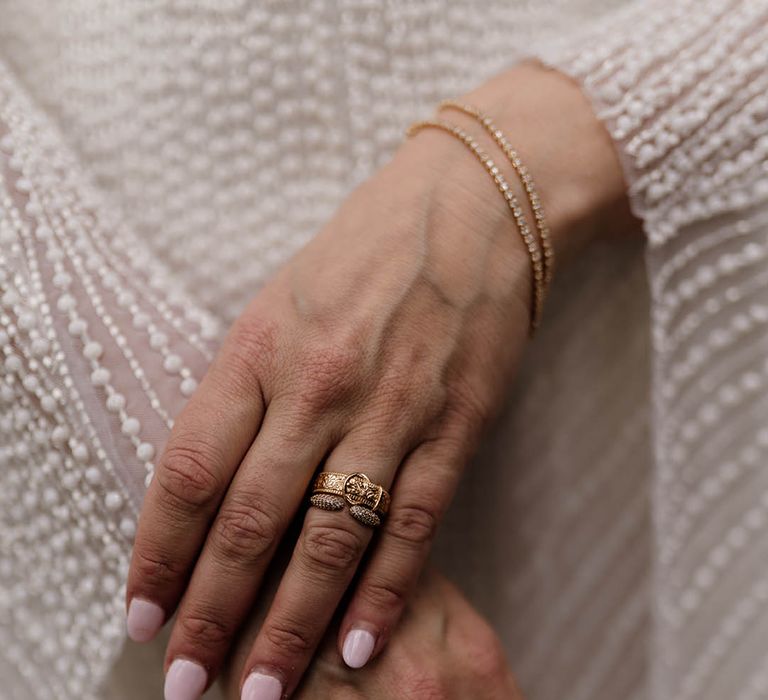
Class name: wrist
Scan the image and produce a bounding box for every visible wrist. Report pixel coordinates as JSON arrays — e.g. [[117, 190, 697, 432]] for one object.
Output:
[[464, 62, 636, 258], [398, 62, 635, 271]]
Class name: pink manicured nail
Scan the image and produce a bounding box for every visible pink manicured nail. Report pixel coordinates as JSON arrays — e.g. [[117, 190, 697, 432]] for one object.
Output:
[[241, 671, 283, 700], [126, 597, 164, 642], [342, 628, 376, 669], [164, 659, 207, 700]]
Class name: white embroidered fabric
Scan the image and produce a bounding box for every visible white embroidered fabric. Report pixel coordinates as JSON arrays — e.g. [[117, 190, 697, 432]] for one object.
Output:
[[0, 0, 766, 698]]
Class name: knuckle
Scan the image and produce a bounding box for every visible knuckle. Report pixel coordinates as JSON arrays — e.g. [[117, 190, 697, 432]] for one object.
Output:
[[178, 609, 231, 649], [386, 503, 439, 547], [213, 497, 281, 566], [376, 372, 412, 410], [372, 379, 427, 436], [297, 341, 363, 413], [360, 577, 407, 611], [132, 547, 183, 589], [221, 315, 278, 389], [446, 380, 493, 435], [263, 620, 314, 657], [156, 440, 224, 511], [376, 347, 446, 420], [302, 523, 366, 574]]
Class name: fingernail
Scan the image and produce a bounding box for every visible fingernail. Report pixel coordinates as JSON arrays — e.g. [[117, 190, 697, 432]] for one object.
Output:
[[342, 628, 376, 669], [126, 597, 164, 642], [164, 659, 207, 700], [241, 671, 283, 700]]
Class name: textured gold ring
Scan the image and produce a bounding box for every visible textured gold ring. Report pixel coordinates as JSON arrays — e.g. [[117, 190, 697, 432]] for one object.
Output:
[[310, 472, 390, 527]]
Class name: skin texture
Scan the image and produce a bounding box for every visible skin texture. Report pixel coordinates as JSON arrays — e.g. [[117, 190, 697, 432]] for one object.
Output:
[[126, 61, 635, 697], [220, 569, 524, 700]]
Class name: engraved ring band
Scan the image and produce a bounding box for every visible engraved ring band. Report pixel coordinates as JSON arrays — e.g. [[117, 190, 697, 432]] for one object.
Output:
[[309, 472, 391, 528]]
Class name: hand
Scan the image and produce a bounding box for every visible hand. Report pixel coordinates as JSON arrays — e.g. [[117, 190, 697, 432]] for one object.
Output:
[[125, 62, 630, 699], [221, 569, 523, 700]]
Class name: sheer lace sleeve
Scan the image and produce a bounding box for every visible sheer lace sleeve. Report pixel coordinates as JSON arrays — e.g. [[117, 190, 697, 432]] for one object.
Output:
[[540, 0, 767, 242], [540, 3, 768, 699], [0, 59, 220, 698]]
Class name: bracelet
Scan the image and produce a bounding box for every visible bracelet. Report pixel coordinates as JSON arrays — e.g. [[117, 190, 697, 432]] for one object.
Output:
[[439, 100, 554, 288], [406, 118, 545, 332]]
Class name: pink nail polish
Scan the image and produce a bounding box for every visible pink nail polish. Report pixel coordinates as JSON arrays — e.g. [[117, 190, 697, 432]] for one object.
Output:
[[241, 671, 283, 700], [164, 659, 207, 700], [126, 597, 164, 642], [342, 628, 376, 669]]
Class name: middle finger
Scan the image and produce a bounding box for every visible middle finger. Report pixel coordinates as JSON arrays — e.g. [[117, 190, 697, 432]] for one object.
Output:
[[162, 396, 334, 698], [236, 431, 404, 700]]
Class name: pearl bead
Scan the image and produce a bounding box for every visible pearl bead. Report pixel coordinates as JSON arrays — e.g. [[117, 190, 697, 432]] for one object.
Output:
[[83, 342, 103, 360], [163, 354, 183, 373], [72, 443, 90, 463], [35, 225, 53, 240], [106, 393, 126, 412], [132, 313, 150, 329], [18, 312, 36, 330], [90, 368, 111, 386], [180, 377, 198, 396], [4, 355, 22, 373], [53, 272, 72, 288], [121, 417, 140, 436], [84, 467, 102, 485], [104, 492, 123, 511], [2, 288, 20, 306], [31, 338, 50, 356], [119, 518, 136, 539], [22, 375, 39, 392], [77, 496, 93, 514], [149, 332, 168, 349], [68, 319, 87, 336], [56, 295, 75, 312], [136, 442, 155, 462], [51, 425, 69, 446]]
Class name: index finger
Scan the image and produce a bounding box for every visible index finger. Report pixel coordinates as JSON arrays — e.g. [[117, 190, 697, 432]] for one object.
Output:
[[125, 323, 272, 642]]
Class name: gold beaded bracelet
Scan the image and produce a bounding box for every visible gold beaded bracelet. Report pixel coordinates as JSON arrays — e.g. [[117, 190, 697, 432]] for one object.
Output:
[[439, 100, 554, 288], [406, 117, 546, 332]]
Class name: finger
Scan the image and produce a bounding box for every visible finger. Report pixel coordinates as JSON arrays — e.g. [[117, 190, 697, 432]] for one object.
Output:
[[237, 435, 400, 700], [337, 437, 463, 669], [126, 321, 274, 643], [162, 398, 333, 693]]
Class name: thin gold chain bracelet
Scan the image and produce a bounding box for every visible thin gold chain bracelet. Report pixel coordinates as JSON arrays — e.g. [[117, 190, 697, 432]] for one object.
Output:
[[406, 118, 545, 332], [439, 100, 554, 290]]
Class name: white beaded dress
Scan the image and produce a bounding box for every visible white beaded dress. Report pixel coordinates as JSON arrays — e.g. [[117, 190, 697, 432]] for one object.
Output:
[[1, 0, 767, 698]]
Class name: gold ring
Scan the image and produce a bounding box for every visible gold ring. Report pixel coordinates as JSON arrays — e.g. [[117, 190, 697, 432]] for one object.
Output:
[[310, 472, 390, 527]]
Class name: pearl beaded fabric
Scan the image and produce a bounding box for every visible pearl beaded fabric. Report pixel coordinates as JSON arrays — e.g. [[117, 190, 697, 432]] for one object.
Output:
[[0, 0, 766, 698], [0, 60, 218, 699]]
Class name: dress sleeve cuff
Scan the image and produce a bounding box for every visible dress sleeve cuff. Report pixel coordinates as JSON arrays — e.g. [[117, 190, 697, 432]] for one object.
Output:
[[534, 0, 768, 247]]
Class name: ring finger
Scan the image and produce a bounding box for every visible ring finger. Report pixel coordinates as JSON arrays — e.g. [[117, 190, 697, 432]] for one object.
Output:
[[236, 432, 403, 700]]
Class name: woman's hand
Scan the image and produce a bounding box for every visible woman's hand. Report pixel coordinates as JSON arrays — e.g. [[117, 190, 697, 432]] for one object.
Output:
[[222, 570, 523, 700], [125, 62, 630, 699]]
